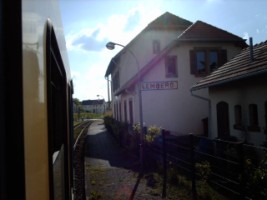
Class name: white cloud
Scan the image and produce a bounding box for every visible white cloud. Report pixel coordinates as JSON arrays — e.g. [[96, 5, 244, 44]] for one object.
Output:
[[72, 69, 108, 101], [65, 4, 162, 53], [66, 3, 164, 101]]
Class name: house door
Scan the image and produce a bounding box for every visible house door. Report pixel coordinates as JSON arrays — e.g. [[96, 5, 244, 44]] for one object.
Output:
[[217, 101, 230, 139]]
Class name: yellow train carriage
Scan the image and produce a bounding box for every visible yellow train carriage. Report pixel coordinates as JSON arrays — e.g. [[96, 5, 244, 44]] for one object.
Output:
[[1, 0, 73, 200]]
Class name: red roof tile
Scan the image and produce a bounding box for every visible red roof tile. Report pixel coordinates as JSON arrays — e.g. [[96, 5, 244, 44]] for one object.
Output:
[[178, 20, 246, 47], [147, 12, 192, 30]]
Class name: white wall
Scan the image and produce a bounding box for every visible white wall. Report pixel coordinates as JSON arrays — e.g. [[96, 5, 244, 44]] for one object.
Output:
[[209, 75, 267, 146], [118, 29, 184, 88], [140, 44, 209, 134], [111, 28, 186, 123]]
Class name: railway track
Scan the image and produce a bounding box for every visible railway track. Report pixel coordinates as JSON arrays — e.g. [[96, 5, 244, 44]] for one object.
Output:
[[73, 120, 92, 200], [73, 120, 92, 148]]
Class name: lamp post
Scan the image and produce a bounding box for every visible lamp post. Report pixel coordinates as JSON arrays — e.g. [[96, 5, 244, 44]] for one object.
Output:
[[97, 94, 105, 114], [106, 41, 144, 173], [105, 76, 111, 109]]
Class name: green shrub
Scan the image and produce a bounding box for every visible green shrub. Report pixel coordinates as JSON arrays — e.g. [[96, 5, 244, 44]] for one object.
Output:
[[245, 152, 267, 199], [196, 160, 211, 183], [132, 123, 141, 134], [132, 123, 161, 143]]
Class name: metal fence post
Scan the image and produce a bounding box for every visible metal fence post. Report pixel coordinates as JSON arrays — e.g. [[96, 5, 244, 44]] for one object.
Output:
[[238, 142, 245, 200], [162, 129, 167, 198], [190, 134, 197, 200]]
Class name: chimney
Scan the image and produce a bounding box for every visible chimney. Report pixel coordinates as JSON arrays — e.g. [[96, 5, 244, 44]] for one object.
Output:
[[249, 37, 254, 62]]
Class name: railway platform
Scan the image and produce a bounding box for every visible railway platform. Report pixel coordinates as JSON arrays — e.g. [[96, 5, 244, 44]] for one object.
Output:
[[84, 119, 165, 200]]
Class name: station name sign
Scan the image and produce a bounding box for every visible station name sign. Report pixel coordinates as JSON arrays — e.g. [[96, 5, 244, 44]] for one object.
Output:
[[141, 81, 178, 91]]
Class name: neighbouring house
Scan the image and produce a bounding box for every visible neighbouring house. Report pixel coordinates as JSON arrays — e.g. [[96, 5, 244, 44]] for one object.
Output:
[[105, 12, 247, 135], [191, 39, 267, 146], [82, 99, 106, 114]]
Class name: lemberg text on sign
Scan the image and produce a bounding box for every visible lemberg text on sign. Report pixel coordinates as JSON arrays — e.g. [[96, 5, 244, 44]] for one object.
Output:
[[141, 81, 178, 91]]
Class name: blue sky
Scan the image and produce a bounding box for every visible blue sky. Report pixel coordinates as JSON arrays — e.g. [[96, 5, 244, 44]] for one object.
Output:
[[60, 0, 267, 101]]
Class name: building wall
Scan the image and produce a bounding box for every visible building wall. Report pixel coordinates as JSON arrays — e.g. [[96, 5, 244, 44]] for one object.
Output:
[[139, 44, 208, 134], [111, 26, 246, 136], [111, 28, 187, 123], [82, 104, 106, 114], [209, 75, 267, 146], [140, 42, 243, 135], [114, 29, 185, 93]]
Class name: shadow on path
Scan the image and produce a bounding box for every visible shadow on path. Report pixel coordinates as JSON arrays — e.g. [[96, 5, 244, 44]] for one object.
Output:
[[84, 127, 140, 171], [84, 120, 164, 200]]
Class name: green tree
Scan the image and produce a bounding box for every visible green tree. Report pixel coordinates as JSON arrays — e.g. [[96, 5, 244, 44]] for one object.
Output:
[[73, 98, 83, 120]]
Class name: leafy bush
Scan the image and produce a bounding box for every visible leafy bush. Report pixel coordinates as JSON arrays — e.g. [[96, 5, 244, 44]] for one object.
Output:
[[103, 115, 114, 132], [132, 123, 141, 134], [245, 152, 267, 199], [196, 160, 211, 182], [132, 123, 161, 143], [146, 125, 161, 143]]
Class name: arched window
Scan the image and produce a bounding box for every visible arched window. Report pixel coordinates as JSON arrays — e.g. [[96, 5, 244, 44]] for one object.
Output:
[[129, 99, 133, 125], [124, 100, 127, 122], [248, 104, 260, 132], [216, 101, 230, 138], [119, 101, 122, 121], [234, 105, 243, 130]]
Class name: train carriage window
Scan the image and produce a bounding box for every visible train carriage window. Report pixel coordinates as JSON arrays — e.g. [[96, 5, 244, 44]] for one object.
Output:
[[46, 21, 69, 200], [47, 28, 66, 153]]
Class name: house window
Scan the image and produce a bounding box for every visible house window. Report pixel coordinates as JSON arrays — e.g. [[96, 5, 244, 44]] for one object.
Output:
[[196, 51, 205, 73], [165, 55, 177, 78], [190, 48, 227, 76], [234, 105, 243, 130], [119, 102, 122, 121], [209, 51, 219, 71], [153, 40, 160, 54], [248, 104, 260, 132], [124, 100, 127, 122], [129, 99, 133, 125]]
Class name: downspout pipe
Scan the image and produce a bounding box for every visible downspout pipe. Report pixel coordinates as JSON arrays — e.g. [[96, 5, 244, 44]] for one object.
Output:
[[105, 76, 112, 110], [190, 89, 212, 136]]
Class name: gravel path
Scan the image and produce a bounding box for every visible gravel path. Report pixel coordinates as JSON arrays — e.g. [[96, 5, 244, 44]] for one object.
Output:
[[84, 119, 165, 200]]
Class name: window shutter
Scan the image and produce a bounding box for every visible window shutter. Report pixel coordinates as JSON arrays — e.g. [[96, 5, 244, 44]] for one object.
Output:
[[219, 49, 227, 66], [190, 50, 196, 74], [165, 55, 178, 77]]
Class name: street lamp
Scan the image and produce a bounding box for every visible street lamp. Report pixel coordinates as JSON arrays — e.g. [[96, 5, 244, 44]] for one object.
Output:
[[106, 41, 144, 173], [97, 94, 105, 114]]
